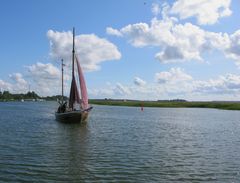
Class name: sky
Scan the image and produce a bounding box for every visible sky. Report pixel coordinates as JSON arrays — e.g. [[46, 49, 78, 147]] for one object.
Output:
[[0, 0, 240, 101]]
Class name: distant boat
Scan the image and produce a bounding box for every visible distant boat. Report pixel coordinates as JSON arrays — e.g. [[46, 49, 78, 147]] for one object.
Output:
[[55, 28, 92, 123]]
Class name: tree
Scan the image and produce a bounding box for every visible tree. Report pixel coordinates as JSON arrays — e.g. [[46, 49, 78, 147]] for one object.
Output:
[[2, 91, 12, 100]]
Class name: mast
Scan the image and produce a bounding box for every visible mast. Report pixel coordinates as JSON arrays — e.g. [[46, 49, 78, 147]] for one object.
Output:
[[68, 27, 80, 109], [61, 59, 64, 103], [72, 27, 75, 77]]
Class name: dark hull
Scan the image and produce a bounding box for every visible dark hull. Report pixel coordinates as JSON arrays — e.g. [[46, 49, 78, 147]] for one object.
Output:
[[55, 110, 88, 123]]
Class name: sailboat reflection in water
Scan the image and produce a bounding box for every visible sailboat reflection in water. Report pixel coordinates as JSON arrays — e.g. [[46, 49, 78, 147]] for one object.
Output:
[[55, 28, 92, 123]]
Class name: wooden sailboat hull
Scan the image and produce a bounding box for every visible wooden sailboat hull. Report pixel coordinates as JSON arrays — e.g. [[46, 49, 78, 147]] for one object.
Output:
[[55, 110, 88, 123]]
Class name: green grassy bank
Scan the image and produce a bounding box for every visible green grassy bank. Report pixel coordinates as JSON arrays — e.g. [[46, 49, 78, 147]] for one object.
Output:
[[89, 99, 240, 111]]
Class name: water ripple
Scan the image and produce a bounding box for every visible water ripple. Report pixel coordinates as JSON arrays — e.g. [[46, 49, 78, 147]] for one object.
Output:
[[0, 103, 240, 182]]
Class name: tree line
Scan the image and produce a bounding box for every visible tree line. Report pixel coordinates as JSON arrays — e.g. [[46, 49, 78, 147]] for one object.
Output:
[[0, 91, 68, 101]]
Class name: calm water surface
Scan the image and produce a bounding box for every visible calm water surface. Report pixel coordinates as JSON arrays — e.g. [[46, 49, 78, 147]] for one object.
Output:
[[0, 102, 240, 182]]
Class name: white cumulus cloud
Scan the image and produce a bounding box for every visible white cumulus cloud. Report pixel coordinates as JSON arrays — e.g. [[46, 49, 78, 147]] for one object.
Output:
[[170, 0, 232, 25], [9, 73, 28, 93], [134, 77, 146, 86], [108, 17, 208, 62], [9, 73, 27, 86], [0, 79, 12, 92], [88, 68, 240, 100], [114, 83, 132, 96], [193, 74, 240, 94], [106, 27, 122, 37], [118, 17, 175, 47], [155, 68, 192, 84], [106, 7, 240, 67], [152, 3, 161, 16], [225, 30, 240, 66], [26, 62, 62, 96], [0, 73, 29, 94], [47, 30, 121, 72], [26, 62, 60, 79]]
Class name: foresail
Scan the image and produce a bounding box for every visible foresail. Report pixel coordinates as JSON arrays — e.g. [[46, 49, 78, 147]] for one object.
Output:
[[69, 75, 80, 109], [75, 55, 89, 110]]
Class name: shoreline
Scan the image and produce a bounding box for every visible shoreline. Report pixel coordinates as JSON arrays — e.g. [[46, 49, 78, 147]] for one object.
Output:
[[1, 99, 240, 111], [89, 99, 240, 111]]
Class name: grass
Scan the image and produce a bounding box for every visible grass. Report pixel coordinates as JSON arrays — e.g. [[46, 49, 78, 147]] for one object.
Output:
[[89, 99, 240, 111]]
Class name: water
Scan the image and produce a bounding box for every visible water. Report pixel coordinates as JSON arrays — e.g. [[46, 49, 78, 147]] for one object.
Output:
[[0, 102, 240, 182]]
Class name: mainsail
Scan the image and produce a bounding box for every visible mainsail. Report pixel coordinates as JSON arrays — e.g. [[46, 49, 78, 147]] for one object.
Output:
[[76, 55, 89, 110], [69, 75, 80, 109], [69, 27, 81, 109]]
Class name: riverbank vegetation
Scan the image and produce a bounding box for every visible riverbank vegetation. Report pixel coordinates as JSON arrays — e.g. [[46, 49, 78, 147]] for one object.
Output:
[[0, 91, 67, 101], [89, 99, 240, 111], [1, 91, 240, 110]]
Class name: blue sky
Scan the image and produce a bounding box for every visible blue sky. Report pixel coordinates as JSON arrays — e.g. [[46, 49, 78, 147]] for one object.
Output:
[[0, 0, 240, 101]]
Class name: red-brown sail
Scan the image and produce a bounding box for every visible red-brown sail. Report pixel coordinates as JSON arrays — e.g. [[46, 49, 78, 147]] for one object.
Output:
[[69, 75, 80, 109], [75, 55, 89, 110]]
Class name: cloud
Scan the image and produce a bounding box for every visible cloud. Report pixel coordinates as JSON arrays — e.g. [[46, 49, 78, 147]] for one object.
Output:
[[88, 67, 240, 100], [47, 30, 121, 71], [0, 73, 28, 93], [108, 17, 216, 63], [9, 73, 27, 86], [0, 26, 123, 97], [225, 30, 240, 66], [152, 3, 160, 16], [117, 17, 175, 47], [88, 88, 114, 97], [154, 68, 240, 98], [193, 74, 240, 94], [170, 0, 232, 25], [0, 79, 12, 92], [155, 46, 184, 63], [155, 68, 192, 84], [9, 73, 28, 93], [88, 82, 132, 99], [26, 62, 62, 96], [107, 17, 205, 62], [106, 7, 240, 67], [0, 73, 29, 93], [134, 77, 146, 86], [106, 27, 122, 37], [88, 69, 193, 99], [1, 62, 70, 96], [26, 62, 60, 79], [114, 83, 132, 96]]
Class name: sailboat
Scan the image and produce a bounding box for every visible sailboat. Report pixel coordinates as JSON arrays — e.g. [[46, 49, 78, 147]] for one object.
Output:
[[55, 28, 92, 123]]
